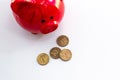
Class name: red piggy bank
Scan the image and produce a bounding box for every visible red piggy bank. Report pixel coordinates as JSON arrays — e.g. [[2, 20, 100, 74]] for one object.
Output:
[[11, 0, 64, 34]]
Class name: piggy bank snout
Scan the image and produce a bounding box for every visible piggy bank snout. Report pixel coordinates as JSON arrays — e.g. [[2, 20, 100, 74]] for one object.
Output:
[[40, 21, 58, 34]]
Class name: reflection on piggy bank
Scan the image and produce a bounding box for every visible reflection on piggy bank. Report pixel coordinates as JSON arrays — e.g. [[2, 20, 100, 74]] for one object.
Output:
[[11, 0, 64, 34]]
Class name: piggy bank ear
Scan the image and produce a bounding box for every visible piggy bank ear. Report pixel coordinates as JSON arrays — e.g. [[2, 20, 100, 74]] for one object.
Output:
[[11, 0, 32, 14], [11, 1, 42, 23]]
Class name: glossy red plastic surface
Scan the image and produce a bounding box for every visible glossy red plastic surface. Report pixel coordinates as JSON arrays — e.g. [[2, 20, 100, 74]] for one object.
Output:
[[11, 0, 64, 34]]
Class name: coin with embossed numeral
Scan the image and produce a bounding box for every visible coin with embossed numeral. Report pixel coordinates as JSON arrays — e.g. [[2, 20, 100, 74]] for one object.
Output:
[[50, 47, 61, 59], [59, 49, 72, 61], [57, 35, 69, 47], [37, 53, 49, 65]]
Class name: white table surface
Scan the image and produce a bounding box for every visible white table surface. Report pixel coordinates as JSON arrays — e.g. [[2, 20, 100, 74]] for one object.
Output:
[[0, 0, 120, 80]]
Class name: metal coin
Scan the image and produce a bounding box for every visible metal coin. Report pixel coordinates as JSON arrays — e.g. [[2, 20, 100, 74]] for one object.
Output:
[[59, 49, 72, 61], [50, 47, 61, 59], [56, 35, 69, 47], [37, 53, 49, 65]]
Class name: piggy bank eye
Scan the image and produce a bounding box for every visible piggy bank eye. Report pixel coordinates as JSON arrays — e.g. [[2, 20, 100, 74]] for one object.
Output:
[[50, 16, 54, 19], [41, 19, 45, 23]]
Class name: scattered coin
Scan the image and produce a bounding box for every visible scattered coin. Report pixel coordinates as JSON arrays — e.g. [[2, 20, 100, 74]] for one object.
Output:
[[50, 47, 61, 59], [37, 53, 49, 65], [56, 35, 69, 47], [59, 49, 72, 61]]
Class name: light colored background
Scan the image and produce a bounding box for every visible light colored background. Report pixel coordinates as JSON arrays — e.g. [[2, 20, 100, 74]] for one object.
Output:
[[0, 0, 120, 80]]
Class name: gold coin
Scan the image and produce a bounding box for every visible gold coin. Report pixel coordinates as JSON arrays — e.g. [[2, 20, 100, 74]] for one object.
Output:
[[56, 35, 69, 47], [59, 49, 72, 61], [50, 47, 61, 59], [37, 53, 49, 65]]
